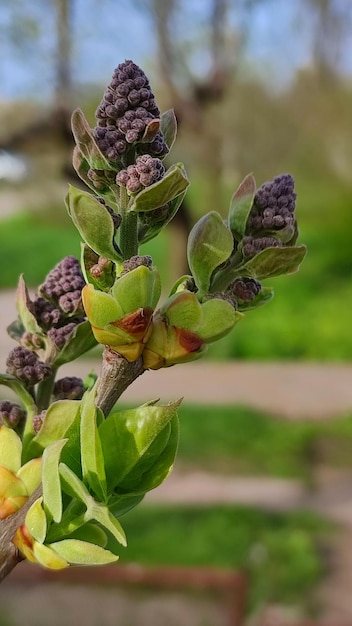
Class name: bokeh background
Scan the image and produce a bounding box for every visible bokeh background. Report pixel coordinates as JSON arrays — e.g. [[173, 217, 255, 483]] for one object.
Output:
[[1, 1, 352, 625]]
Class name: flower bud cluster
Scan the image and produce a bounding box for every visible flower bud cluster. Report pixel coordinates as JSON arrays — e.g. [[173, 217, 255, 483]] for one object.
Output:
[[6, 347, 51, 386], [230, 278, 261, 302], [248, 174, 296, 235], [53, 376, 84, 401], [39, 256, 85, 315], [120, 255, 153, 276], [116, 155, 165, 193], [242, 236, 282, 259], [0, 401, 26, 429], [94, 60, 168, 162]]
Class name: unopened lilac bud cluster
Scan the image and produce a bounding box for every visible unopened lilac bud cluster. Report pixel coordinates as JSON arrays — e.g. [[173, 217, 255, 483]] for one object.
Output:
[[6, 347, 51, 386], [231, 278, 261, 302], [116, 155, 165, 193], [39, 256, 85, 315], [0, 400, 26, 429], [242, 236, 282, 259], [93, 60, 168, 163], [248, 174, 296, 235], [53, 377, 84, 401], [47, 322, 77, 349]]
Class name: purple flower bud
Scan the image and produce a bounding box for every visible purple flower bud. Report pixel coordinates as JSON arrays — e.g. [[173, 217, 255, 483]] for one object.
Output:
[[0, 401, 26, 429], [6, 347, 51, 386], [53, 376, 84, 401]]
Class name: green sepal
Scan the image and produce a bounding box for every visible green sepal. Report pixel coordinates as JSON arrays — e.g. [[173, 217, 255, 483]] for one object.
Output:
[[24, 400, 80, 462], [80, 388, 107, 501], [42, 439, 67, 523], [198, 299, 242, 343], [159, 292, 203, 331], [187, 211, 234, 295], [82, 284, 124, 327], [25, 497, 47, 544], [160, 109, 177, 152], [66, 185, 121, 262], [228, 173, 256, 240], [237, 245, 307, 280], [168, 275, 194, 296], [49, 539, 118, 565], [99, 400, 181, 493], [71, 108, 115, 172], [236, 286, 274, 311], [130, 163, 189, 212], [112, 265, 161, 312]]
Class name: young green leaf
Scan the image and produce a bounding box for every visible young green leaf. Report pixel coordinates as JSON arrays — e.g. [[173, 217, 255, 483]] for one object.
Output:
[[238, 245, 307, 280], [187, 211, 234, 294], [160, 109, 177, 152], [49, 539, 119, 565], [130, 164, 189, 212], [42, 439, 67, 523], [80, 388, 107, 501], [66, 185, 121, 262], [228, 173, 256, 240], [71, 108, 115, 171]]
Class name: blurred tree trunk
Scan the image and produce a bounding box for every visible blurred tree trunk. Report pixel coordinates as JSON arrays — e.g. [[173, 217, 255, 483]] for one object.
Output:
[[53, 0, 73, 141]]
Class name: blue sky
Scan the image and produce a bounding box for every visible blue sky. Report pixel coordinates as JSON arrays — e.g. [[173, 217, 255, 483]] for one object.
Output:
[[0, 0, 350, 101]]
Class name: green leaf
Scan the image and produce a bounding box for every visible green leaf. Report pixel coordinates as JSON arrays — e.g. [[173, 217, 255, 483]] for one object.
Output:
[[59, 463, 91, 504], [66, 185, 121, 261], [0, 374, 37, 421], [16, 275, 43, 335], [72, 147, 118, 209], [42, 439, 67, 523], [0, 426, 22, 473], [66, 522, 108, 548], [130, 163, 189, 212], [27, 400, 80, 460], [228, 173, 256, 240], [198, 299, 242, 343], [99, 400, 181, 492], [108, 493, 145, 517], [87, 501, 126, 547], [119, 414, 179, 493], [49, 539, 119, 565], [187, 211, 234, 294], [160, 109, 177, 152], [238, 245, 307, 280], [71, 108, 115, 171], [80, 388, 107, 501]]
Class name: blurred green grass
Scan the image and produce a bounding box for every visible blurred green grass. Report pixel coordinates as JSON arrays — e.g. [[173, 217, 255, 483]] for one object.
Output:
[[120, 504, 330, 611]]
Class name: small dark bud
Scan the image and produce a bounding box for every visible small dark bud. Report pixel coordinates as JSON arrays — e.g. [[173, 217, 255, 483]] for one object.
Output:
[[33, 410, 46, 434], [33, 297, 62, 330], [53, 377, 84, 401], [120, 255, 153, 276], [6, 347, 51, 385], [0, 401, 26, 429]]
